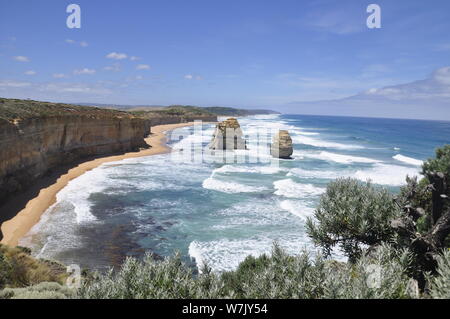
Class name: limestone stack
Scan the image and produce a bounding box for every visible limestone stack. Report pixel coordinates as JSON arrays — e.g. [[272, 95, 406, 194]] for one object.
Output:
[[208, 118, 246, 150], [271, 130, 293, 159]]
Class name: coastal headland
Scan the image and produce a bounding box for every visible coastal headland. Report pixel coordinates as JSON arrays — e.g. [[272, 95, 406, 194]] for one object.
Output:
[[0, 121, 205, 247]]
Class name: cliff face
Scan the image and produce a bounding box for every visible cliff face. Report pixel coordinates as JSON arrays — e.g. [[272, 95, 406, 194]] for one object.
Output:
[[0, 98, 218, 208], [0, 114, 150, 204]]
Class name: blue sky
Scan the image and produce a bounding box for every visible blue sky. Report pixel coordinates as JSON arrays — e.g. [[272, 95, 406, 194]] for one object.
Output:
[[1, 0, 449, 119]]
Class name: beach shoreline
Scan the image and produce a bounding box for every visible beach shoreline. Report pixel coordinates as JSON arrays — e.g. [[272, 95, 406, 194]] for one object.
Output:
[[0, 122, 201, 247]]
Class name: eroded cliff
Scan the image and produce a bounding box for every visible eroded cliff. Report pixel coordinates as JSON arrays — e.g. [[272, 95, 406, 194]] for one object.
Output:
[[0, 99, 151, 205]]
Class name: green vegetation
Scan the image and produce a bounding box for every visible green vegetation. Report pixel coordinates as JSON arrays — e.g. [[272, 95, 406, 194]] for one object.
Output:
[[306, 178, 401, 261], [307, 144, 450, 290], [130, 105, 278, 118], [0, 282, 74, 299], [77, 244, 418, 299], [1, 145, 449, 299], [0, 97, 276, 123], [0, 244, 67, 290], [0, 98, 132, 121], [130, 105, 216, 119], [202, 106, 279, 117]]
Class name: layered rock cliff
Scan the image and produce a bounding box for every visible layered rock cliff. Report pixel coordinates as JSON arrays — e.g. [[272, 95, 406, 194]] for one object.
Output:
[[0, 103, 152, 205], [208, 118, 247, 150]]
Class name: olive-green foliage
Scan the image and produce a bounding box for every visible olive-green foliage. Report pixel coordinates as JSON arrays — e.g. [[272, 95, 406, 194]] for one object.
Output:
[[78, 252, 224, 299], [0, 282, 75, 299], [0, 97, 131, 121], [78, 244, 416, 299], [0, 244, 67, 289], [422, 144, 450, 177], [429, 250, 450, 299], [306, 178, 401, 261], [398, 176, 432, 234]]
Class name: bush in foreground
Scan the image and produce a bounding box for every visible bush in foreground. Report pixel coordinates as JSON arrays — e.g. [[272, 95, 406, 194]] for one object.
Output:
[[77, 244, 419, 299]]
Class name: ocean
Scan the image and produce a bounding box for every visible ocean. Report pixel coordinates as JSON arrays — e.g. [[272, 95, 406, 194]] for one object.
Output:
[[20, 114, 450, 272]]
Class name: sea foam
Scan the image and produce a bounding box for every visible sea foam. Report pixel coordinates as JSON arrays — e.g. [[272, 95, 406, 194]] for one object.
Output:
[[273, 179, 325, 198], [279, 200, 315, 221], [301, 151, 379, 164], [202, 176, 268, 193], [393, 154, 423, 166]]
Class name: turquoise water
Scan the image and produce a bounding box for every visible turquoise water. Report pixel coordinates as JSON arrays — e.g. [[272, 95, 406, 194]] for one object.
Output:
[[21, 114, 450, 272]]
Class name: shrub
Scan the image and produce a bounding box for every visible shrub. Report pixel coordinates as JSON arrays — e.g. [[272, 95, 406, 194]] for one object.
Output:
[[0, 282, 75, 299], [429, 249, 450, 299], [0, 244, 67, 288], [306, 178, 401, 261], [77, 244, 417, 299]]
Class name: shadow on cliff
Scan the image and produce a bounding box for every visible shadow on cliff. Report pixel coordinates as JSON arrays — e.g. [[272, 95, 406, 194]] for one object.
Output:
[[0, 153, 137, 242]]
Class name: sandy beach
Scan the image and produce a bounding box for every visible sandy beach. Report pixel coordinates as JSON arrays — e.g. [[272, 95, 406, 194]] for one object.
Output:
[[0, 122, 200, 247]]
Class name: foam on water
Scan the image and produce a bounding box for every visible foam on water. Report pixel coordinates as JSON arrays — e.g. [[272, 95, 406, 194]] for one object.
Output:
[[21, 113, 443, 273], [279, 200, 315, 221], [393, 154, 423, 166], [291, 135, 363, 150], [214, 164, 285, 175], [55, 168, 106, 223], [287, 168, 346, 179], [300, 151, 380, 164], [273, 179, 325, 198], [353, 163, 420, 186], [188, 235, 314, 272], [203, 176, 268, 193]]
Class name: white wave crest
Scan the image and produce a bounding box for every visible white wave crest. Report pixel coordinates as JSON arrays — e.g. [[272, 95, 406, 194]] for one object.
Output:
[[302, 151, 380, 164], [393, 154, 423, 166], [279, 200, 315, 221], [292, 135, 363, 150], [202, 176, 267, 193], [354, 163, 420, 186], [188, 235, 314, 272], [214, 165, 284, 175], [273, 179, 325, 198]]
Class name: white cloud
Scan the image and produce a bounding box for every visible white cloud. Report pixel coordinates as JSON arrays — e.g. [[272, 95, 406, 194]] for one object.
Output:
[[106, 52, 128, 60], [66, 39, 89, 47], [13, 56, 30, 62], [136, 64, 150, 70], [24, 70, 36, 75], [0, 80, 31, 88], [39, 83, 113, 95], [130, 56, 141, 61], [283, 66, 450, 120], [53, 73, 67, 78], [73, 68, 96, 75], [104, 63, 121, 72], [433, 66, 450, 85], [184, 74, 203, 80]]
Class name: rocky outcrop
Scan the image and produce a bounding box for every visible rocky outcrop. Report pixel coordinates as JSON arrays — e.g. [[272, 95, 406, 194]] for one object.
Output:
[[271, 130, 293, 159], [0, 114, 150, 204], [208, 118, 246, 150]]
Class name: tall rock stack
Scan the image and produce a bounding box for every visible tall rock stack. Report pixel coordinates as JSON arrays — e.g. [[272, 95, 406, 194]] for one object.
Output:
[[208, 118, 247, 150], [271, 130, 293, 159]]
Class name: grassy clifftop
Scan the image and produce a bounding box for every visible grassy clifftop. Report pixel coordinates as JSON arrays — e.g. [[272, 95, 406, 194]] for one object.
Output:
[[0, 98, 135, 121], [130, 105, 216, 119]]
